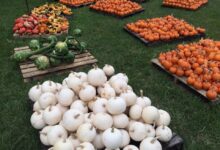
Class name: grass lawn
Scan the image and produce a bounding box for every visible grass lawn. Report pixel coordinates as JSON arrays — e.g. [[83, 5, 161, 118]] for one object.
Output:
[[1, 0, 220, 149]]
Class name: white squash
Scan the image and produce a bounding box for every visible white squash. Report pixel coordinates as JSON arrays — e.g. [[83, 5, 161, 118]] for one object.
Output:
[[70, 100, 88, 113], [100, 84, 116, 99], [53, 139, 73, 150], [67, 76, 83, 94], [156, 109, 171, 126], [43, 106, 62, 125], [57, 88, 75, 106], [111, 78, 128, 94], [30, 110, 46, 129], [56, 83, 63, 91], [139, 137, 162, 150], [129, 122, 147, 141], [79, 84, 96, 102], [42, 80, 57, 93], [33, 101, 42, 112], [76, 142, 95, 150], [136, 90, 151, 108], [142, 106, 160, 124], [88, 65, 107, 87], [40, 126, 52, 146], [129, 104, 142, 120], [120, 90, 137, 106], [47, 125, 68, 145], [102, 128, 122, 149], [113, 114, 129, 129], [84, 113, 94, 123], [103, 64, 115, 76], [156, 125, 172, 142], [120, 129, 130, 148], [92, 98, 108, 114], [145, 124, 156, 137], [77, 123, 97, 142], [110, 73, 128, 84], [93, 112, 113, 130], [123, 145, 139, 150], [56, 103, 68, 115], [62, 78, 69, 88], [92, 132, 104, 149], [88, 100, 95, 111], [62, 109, 84, 132], [106, 97, 126, 115], [68, 133, 80, 148], [76, 72, 88, 82], [28, 83, 42, 102], [38, 92, 57, 109]]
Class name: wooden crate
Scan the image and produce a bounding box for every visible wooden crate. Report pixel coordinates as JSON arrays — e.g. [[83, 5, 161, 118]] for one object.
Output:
[[14, 46, 98, 82], [151, 58, 220, 104], [124, 27, 206, 46]]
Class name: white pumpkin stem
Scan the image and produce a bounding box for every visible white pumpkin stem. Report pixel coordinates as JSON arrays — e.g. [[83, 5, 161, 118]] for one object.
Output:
[[49, 80, 52, 86], [140, 89, 144, 98], [153, 121, 156, 128], [130, 129, 135, 133], [65, 80, 68, 85], [76, 145, 84, 149], [40, 131, 46, 136], [71, 134, 77, 139], [93, 64, 98, 69], [88, 113, 92, 118], [49, 106, 52, 111], [111, 128, 115, 133], [37, 82, 40, 89], [63, 138, 66, 143], [90, 124, 93, 130], [74, 114, 80, 119], [162, 125, 165, 129], [36, 110, 41, 115], [102, 104, 106, 108], [151, 137, 159, 144]]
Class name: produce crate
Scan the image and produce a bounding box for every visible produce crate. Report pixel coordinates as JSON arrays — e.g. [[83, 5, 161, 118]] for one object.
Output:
[[132, 0, 149, 3], [90, 8, 144, 18], [14, 46, 98, 82], [13, 30, 68, 39], [124, 27, 205, 46], [60, 1, 95, 8], [151, 58, 220, 104]]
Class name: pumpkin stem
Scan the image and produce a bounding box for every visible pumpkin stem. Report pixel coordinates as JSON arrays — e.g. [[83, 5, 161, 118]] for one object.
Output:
[[40, 131, 47, 136], [36, 110, 41, 115], [153, 121, 156, 128], [88, 113, 92, 118], [37, 82, 40, 89], [63, 138, 66, 143], [102, 104, 106, 108], [49, 106, 52, 111], [90, 124, 93, 130], [93, 63, 98, 69], [111, 127, 114, 133], [162, 125, 165, 129], [140, 89, 144, 98], [49, 80, 52, 86], [74, 114, 80, 119], [150, 137, 159, 144]]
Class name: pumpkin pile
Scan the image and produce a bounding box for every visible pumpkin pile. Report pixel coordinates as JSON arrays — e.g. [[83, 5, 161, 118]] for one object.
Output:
[[90, 0, 143, 17], [60, 0, 96, 7], [158, 39, 220, 100], [163, 0, 208, 10], [126, 15, 205, 43], [13, 3, 72, 37], [29, 65, 173, 150]]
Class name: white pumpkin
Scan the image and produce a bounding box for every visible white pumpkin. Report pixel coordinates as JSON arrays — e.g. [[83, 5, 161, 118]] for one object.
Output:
[[92, 132, 104, 149], [57, 88, 75, 106], [120, 129, 130, 148], [56, 83, 63, 91], [62, 78, 69, 88], [92, 97, 108, 114], [100, 84, 116, 99], [129, 122, 147, 141], [140, 137, 162, 150], [111, 79, 128, 94], [142, 106, 160, 124], [120, 90, 137, 106], [40, 126, 52, 146], [77, 123, 97, 142], [28, 83, 42, 102], [76, 142, 95, 150], [93, 112, 113, 130], [56, 103, 68, 115], [88, 65, 107, 87], [76, 72, 88, 82], [84, 113, 94, 123], [156, 109, 171, 126], [62, 109, 84, 132], [53, 139, 73, 150], [88, 100, 95, 111], [113, 114, 129, 129], [47, 125, 68, 145], [129, 104, 142, 120], [102, 128, 122, 149], [145, 124, 156, 137], [67, 76, 83, 94], [123, 145, 139, 150], [156, 125, 172, 142], [38, 92, 57, 109], [70, 100, 88, 113], [42, 80, 57, 93], [106, 97, 126, 115], [79, 84, 96, 102], [43, 106, 62, 125], [68, 134, 81, 148], [136, 90, 151, 108], [30, 110, 46, 129], [33, 101, 42, 111], [103, 64, 115, 76], [110, 73, 128, 84]]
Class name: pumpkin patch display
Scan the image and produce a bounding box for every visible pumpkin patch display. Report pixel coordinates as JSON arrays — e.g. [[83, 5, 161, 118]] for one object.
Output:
[[60, 0, 96, 7], [125, 15, 205, 43], [163, 0, 208, 10], [158, 39, 220, 100], [28, 65, 176, 149], [13, 3, 72, 37], [90, 0, 143, 17]]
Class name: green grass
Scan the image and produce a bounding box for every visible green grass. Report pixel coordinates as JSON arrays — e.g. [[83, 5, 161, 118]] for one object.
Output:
[[0, 0, 220, 149]]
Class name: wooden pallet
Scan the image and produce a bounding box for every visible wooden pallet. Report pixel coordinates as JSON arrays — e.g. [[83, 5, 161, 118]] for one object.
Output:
[[60, 1, 95, 8], [90, 8, 144, 18], [124, 27, 206, 46], [151, 58, 220, 104], [14, 46, 98, 82]]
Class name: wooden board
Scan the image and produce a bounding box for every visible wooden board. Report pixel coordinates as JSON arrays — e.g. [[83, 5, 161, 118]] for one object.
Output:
[[13, 30, 68, 39], [151, 58, 220, 104], [14, 46, 98, 82], [60, 1, 95, 8], [124, 27, 206, 46], [90, 8, 144, 18]]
